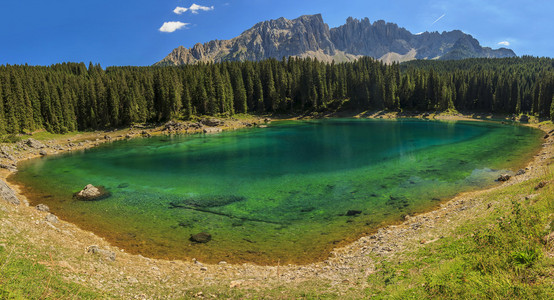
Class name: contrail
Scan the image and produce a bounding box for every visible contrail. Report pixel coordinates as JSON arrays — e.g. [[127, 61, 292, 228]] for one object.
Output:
[[431, 13, 446, 25]]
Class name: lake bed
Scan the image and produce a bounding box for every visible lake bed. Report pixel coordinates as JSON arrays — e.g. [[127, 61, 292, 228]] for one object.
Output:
[[9, 119, 543, 264]]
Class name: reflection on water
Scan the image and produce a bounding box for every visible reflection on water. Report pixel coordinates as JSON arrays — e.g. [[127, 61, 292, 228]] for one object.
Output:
[[9, 119, 542, 265]]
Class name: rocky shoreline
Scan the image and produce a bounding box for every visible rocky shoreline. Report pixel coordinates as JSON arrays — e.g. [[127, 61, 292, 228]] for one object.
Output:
[[0, 113, 551, 297], [0, 116, 270, 174]]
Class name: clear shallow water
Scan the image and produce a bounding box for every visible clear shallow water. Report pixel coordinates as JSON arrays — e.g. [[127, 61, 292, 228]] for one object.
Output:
[[9, 119, 543, 264]]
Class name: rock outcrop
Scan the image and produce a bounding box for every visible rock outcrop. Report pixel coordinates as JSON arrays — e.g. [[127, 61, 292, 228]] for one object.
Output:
[[23, 138, 46, 149], [0, 163, 17, 172], [87, 245, 116, 262], [74, 184, 110, 201], [156, 14, 516, 66], [45, 213, 59, 224], [0, 146, 16, 161], [0, 179, 20, 205]]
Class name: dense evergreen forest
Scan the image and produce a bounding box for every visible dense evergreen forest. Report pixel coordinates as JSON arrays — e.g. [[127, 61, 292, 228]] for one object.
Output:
[[0, 56, 553, 134]]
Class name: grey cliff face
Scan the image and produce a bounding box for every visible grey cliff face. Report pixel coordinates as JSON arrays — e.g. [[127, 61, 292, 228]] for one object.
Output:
[[155, 14, 516, 66], [329, 17, 414, 58]]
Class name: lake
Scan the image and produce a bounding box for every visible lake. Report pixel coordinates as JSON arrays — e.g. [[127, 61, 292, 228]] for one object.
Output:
[[9, 119, 543, 265]]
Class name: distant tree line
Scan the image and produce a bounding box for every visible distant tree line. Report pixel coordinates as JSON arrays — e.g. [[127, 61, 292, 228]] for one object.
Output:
[[0, 56, 553, 134]]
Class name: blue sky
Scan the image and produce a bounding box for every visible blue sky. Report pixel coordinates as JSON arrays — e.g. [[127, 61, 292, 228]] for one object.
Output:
[[0, 0, 552, 66]]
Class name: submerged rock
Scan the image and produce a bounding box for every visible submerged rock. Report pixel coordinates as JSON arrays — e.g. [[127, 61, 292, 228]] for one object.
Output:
[[300, 207, 315, 213], [386, 195, 410, 210], [74, 184, 110, 201], [190, 232, 212, 243], [170, 195, 245, 208], [346, 210, 362, 216], [497, 174, 511, 182]]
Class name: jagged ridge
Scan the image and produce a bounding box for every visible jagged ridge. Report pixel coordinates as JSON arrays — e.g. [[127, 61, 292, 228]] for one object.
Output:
[[155, 14, 515, 66]]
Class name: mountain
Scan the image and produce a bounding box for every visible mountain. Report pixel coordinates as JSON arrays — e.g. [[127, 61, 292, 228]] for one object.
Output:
[[155, 14, 515, 66]]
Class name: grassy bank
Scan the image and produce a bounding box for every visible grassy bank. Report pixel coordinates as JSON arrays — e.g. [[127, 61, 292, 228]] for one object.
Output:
[[364, 171, 554, 299], [0, 241, 104, 299]]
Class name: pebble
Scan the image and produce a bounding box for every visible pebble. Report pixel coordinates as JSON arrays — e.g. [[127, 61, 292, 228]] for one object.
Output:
[[230, 280, 243, 288], [36, 204, 50, 212], [45, 213, 59, 224], [127, 277, 139, 284]]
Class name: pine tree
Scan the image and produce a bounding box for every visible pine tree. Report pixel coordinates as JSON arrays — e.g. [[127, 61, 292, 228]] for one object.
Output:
[[107, 83, 120, 127], [254, 75, 264, 113], [182, 84, 193, 119], [264, 66, 277, 111], [231, 67, 247, 114], [0, 82, 5, 134], [167, 77, 182, 120], [550, 95, 554, 122]]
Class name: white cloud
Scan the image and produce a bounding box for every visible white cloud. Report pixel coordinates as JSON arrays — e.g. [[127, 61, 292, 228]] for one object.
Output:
[[173, 7, 188, 14], [159, 21, 189, 33], [190, 4, 214, 14], [174, 3, 214, 15], [498, 41, 510, 46]]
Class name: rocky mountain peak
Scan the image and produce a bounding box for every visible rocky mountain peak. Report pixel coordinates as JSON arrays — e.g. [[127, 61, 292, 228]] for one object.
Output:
[[155, 14, 516, 66]]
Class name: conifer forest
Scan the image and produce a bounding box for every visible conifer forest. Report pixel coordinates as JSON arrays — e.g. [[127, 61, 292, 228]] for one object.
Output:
[[0, 56, 553, 134]]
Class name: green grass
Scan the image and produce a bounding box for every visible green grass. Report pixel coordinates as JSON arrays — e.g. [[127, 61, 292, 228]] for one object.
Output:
[[0, 219, 106, 299], [364, 170, 554, 299], [29, 130, 87, 141], [0, 134, 23, 143]]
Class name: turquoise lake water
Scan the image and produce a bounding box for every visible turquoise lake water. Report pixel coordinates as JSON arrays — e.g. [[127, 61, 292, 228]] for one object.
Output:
[[9, 119, 543, 264]]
